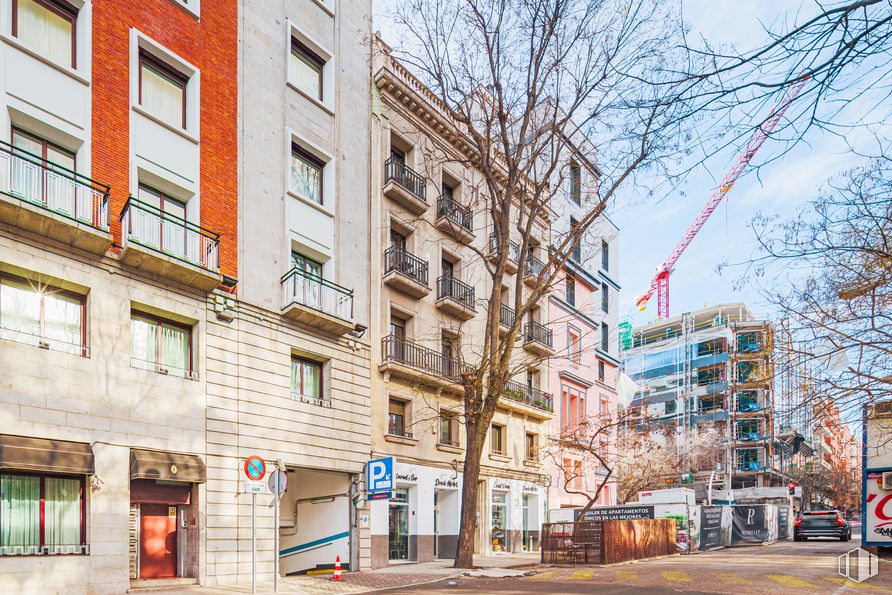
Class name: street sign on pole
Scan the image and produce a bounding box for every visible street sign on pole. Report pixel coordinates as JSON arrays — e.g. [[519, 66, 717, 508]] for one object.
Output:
[[367, 457, 394, 493], [244, 480, 266, 494], [271, 464, 285, 594], [268, 470, 288, 496], [244, 455, 266, 481]]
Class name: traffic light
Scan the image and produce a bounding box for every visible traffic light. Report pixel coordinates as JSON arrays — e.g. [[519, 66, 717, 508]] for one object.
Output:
[[788, 482, 796, 496]]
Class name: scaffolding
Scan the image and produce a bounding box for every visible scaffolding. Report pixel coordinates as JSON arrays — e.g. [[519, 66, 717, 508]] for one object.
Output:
[[622, 304, 780, 490]]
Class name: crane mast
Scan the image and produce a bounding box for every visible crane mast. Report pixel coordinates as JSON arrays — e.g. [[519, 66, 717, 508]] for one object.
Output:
[[634, 76, 809, 318]]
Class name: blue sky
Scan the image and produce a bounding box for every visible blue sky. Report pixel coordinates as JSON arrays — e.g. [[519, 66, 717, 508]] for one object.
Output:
[[373, 1, 877, 327]]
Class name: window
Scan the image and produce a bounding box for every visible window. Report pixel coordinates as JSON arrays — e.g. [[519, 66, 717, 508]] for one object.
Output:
[[439, 412, 459, 447], [290, 39, 324, 101], [600, 323, 609, 352], [490, 424, 505, 455], [11, 128, 76, 209], [526, 369, 536, 390], [570, 218, 581, 263], [292, 357, 323, 405], [665, 399, 677, 415], [12, 0, 76, 69], [600, 396, 609, 417], [525, 432, 538, 461], [568, 327, 581, 366], [601, 240, 609, 270], [565, 276, 575, 307], [569, 162, 581, 204], [139, 51, 188, 129], [561, 385, 586, 432], [0, 276, 85, 356], [290, 146, 324, 205], [131, 313, 191, 378], [388, 399, 410, 437], [0, 473, 85, 555], [441, 258, 454, 279], [562, 458, 582, 489], [601, 282, 609, 313], [136, 185, 188, 259], [598, 360, 605, 382]]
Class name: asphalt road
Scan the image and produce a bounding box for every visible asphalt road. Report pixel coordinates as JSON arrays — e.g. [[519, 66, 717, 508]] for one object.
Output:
[[382, 535, 892, 594]]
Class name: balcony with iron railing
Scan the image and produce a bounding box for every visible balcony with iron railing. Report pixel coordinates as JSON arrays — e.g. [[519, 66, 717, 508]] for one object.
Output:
[[499, 303, 516, 332], [379, 334, 470, 392], [0, 139, 111, 255], [435, 195, 474, 242], [523, 320, 554, 356], [383, 245, 431, 298], [120, 197, 222, 292], [501, 379, 554, 415], [383, 157, 428, 214], [523, 253, 546, 287], [436, 275, 476, 320], [281, 266, 355, 335], [488, 233, 520, 274]]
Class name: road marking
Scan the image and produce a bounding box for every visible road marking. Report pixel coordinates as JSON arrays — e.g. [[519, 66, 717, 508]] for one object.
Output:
[[766, 574, 817, 589], [824, 577, 886, 591], [529, 571, 554, 580], [615, 569, 637, 581], [713, 572, 753, 585], [661, 570, 692, 584], [571, 571, 593, 580]]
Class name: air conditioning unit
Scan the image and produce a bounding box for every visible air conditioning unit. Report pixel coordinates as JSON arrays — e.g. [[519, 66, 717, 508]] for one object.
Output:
[[882, 472, 892, 491]]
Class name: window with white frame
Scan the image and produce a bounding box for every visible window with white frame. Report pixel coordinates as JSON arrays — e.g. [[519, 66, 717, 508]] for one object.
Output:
[[0, 275, 85, 356], [290, 38, 325, 101], [12, 0, 77, 68], [131, 312, 192, 378]]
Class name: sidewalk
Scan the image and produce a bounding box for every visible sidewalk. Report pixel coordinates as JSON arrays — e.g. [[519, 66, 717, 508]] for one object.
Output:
[[174, 553, 541, 595]]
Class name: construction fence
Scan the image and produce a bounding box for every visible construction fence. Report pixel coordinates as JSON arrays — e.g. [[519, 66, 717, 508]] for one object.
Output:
[[540, 519, 676, 565]]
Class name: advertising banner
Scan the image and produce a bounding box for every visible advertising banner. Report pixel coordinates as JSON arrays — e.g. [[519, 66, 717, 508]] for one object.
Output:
[[777, 506, 791, 540], [576, 506, 655, 521], [731, 505, 770, 544], [864, 471, 892, 545], [700, 505, 724, 550]]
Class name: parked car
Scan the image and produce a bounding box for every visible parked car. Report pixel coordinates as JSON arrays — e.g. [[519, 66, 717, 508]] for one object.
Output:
[[794, 510, 851, 541]]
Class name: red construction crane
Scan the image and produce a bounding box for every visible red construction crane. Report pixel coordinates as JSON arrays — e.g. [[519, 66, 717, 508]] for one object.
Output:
[[634, 75, 809, 318]]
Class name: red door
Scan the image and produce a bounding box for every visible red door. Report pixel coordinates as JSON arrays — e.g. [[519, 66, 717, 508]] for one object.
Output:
[[139, 504, 178, 578]]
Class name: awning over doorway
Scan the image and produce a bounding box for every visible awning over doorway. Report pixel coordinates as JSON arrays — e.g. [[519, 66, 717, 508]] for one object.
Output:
[[130, 449, 206, 484], [0, 434, 95, 474]]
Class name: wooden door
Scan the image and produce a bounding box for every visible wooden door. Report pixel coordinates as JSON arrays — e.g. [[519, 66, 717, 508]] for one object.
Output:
[[139, 504, 178, 579]]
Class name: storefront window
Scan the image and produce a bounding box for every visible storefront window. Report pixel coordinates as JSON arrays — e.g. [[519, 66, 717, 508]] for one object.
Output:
[[0, 473, 84, 555], [491, 490, 508, 552], [389, 488, 409, 560]]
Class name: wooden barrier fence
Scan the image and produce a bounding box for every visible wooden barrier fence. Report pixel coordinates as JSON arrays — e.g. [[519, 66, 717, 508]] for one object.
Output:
[[541, 519, 676, 565]]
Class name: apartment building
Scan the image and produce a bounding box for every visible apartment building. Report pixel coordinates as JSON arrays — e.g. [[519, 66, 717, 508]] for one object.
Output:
[[368, 38, 554, 566], [206, 0, 373, 584], [623, 304, 782, 492], [0, 0, 237, 591], [548, 152, 621, 509]]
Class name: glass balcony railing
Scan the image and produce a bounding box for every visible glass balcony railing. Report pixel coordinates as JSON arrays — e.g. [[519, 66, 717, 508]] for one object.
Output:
[[0, 139, 109, 231], [282, 266, 354, 322], [121, 197, 220, 272]]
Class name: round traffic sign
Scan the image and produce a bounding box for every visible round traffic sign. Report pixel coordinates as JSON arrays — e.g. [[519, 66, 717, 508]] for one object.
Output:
[[268, 469, 288, 495], [244, 456, 266, 481]]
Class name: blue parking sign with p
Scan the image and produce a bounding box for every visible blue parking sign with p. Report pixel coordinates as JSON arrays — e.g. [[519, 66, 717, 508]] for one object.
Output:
[[367, 457, 394, 493]]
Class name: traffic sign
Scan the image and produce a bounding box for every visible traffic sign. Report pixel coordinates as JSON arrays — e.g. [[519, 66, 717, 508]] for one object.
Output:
[[244, 455, 266, 480], [367, 457, 394, 493], [268, 469, 288, 495], [244, 480, 266, 494]]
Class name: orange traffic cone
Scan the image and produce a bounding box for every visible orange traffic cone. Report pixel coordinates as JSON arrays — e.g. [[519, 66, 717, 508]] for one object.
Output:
[[331, 555, 343, 581]]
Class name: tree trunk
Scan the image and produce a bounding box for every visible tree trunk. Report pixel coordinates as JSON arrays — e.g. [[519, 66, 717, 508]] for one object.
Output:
[[454, 420, 482, 568]]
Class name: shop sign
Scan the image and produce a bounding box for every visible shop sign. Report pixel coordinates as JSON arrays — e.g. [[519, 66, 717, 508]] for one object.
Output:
[[435, 477, 459, 489], [576, 506, 654, 521], [492, 479, 511, 491], [522, 483, 539, 494], [396, 471, 418, 483]]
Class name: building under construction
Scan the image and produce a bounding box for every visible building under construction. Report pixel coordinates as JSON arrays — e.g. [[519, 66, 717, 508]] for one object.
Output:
[[621, 303, 784, 493]]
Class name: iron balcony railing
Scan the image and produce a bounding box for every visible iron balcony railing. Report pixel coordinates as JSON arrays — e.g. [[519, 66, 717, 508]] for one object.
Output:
[[525, 253, 545, 278], [502, 379, 554, 412], [437, 275, 475, 309], [0, 139, 109, 231], [282, 266, 354, 321], [524, 320, 553, 349], [489, 233, 520, 264], [381, 334, 471, 381], [439, 436, 460, 447], [384, 245, 429, 285], [436, 195, 473, 232], [499, 303, 516, 328], [121, 197, 220, 272], [384, 157, 426, 202]]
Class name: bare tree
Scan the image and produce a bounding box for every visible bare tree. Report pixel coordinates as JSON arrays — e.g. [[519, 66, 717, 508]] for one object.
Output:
[[382, 0, 712, 567]]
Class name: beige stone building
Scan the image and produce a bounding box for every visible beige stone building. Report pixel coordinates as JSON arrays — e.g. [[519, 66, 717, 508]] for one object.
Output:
[[367, 40, 555, 567]]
